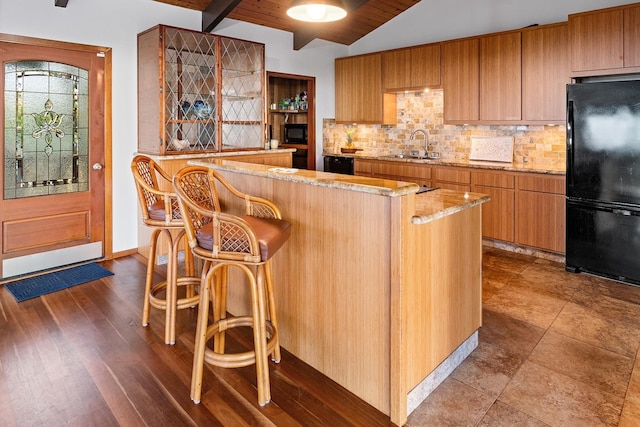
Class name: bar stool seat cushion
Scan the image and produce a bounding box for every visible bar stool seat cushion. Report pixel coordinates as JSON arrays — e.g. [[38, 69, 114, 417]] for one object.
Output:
[[148, 201, 167, 221], [197, 216, 291, 261]]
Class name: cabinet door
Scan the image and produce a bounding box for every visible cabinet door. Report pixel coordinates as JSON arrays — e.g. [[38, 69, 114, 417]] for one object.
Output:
[[411, 44, 441, 88], [569, 9, 623, 72], [336, 54, 396, 124], [624, 6, 640, 67], [443, 38, 479, 122], [473, 186, 515, 242], [382, 48, 412, 91], [480, 32, 521, 121], [522, 23, 569, 123], [516, 191, 565, 253]]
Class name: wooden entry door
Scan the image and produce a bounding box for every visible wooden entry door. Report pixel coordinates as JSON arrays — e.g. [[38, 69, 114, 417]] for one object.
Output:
[[0, 39, 107, 279]]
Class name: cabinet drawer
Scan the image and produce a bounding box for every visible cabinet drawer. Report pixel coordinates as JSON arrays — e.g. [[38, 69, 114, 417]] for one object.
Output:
[[471, 171, 514, 188], [354, 160, 372, 175], [517, 174, 565, 194], [434, 167, 471, 184], [371, 162, 431, 180]]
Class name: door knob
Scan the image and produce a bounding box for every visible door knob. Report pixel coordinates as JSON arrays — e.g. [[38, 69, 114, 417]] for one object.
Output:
[[92, 163, 104, 170]]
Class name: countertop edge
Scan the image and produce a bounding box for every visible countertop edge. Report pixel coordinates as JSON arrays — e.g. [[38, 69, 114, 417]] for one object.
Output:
[[325, 152, 566, 176], [189, 159, 420, 197], [412, 192, 491, 225]]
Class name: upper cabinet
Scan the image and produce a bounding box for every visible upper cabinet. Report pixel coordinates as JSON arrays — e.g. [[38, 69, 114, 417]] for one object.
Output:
[[335, 53, 396, 124], [382, 43, 441, 92], [569, 3, 640, 75], [442, 38, 479, 123], [443, 23, 568, 125], [480, 32, 522, 122], [138, 25, 264, 156], [522, 23, 569, 123]]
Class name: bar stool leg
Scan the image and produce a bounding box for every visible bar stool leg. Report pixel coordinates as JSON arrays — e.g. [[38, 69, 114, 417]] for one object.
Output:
[[191, 266, 214, 404], [213, 265, 228, 353], [164, 228, 181, 345], [253, 265, 271, 406], [142, 228, 161, 327], [263, 260, 281, 363]]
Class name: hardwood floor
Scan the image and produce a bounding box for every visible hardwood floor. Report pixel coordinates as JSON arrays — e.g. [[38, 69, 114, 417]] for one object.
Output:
[[2, 249, 640, 426], [0, 254, 392, 426]]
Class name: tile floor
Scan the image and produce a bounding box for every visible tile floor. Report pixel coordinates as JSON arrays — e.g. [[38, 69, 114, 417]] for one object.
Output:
[[407, 247, 640, 426]]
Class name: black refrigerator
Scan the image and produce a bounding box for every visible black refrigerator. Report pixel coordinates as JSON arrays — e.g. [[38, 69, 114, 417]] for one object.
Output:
[[566, 79, 640, 285]]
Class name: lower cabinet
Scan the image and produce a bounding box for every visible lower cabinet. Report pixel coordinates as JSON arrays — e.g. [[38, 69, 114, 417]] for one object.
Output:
[[354, 159, 566, 254], [471, 170, 515, 242], [515, 174, 566, 253]]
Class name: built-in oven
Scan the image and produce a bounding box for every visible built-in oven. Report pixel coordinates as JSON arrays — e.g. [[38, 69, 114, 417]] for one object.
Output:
[[323, 155, 354, 175]]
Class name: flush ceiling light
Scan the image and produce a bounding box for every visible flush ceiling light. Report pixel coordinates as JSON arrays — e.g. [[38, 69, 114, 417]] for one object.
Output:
[[287, 0, 348, 22]]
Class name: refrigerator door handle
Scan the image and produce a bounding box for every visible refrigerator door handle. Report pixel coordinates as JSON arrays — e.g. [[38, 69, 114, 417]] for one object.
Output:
[[567, 99, 574, 187], [613, 208, 632, 216]]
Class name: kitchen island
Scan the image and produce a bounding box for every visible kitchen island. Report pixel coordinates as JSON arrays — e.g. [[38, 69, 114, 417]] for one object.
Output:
[[189, 159, 489, 426]]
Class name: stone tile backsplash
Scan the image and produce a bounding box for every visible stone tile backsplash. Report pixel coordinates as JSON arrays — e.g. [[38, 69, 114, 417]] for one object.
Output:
[[323, 90, 566, 167]]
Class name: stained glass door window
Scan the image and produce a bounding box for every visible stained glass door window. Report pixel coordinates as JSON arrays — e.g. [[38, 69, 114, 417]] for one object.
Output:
[[4, 60, 88, 199]]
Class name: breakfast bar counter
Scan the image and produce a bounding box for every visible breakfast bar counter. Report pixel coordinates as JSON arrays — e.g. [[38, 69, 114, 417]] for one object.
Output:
[[189, 159, 489, 426]]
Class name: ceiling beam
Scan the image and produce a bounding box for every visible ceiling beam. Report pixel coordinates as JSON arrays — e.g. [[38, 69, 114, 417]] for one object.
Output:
[[291, 0, 370, 50], [55, 0, 69, 7], [202, 0, 243, 33]]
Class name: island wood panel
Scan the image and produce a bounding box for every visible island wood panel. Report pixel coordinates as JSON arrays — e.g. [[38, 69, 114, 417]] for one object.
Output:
[[402, 205, 482, 391], [215, 172, 392, 415], [205, 166, 484, 426]]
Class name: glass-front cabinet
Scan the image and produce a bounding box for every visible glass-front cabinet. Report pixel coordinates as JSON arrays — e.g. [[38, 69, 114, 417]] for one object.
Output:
[[137, 25, 265, 155]]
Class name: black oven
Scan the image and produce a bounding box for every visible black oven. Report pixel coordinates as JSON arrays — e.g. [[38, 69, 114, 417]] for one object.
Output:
[[284, 123, 308, 144]]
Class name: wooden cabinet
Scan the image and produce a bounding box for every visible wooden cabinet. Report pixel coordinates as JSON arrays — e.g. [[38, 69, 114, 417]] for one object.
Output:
[[442, 38, 479, 123], [382, 43, 441, 92], [355, 158, 566, 254], [267, 72, 315, 170], [354, 159, 432, 187], [433, 167, 471, 191], [335, 53, 397, 124], [471, 170, 515, 243], [516, 174, 566, 253], [569, 3, 640, 75], [522, 23, 569, 123], [480, 32, 522, 122], [138, 25, 265, 155]]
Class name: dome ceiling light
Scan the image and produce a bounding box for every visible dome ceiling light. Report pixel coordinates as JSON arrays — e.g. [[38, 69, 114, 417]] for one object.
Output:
[[286, 0, 348, 22]]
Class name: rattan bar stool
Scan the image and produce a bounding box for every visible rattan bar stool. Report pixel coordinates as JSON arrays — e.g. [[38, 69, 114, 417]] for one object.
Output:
[[173, 166, 291, 406], [131, 155, 200, 345]]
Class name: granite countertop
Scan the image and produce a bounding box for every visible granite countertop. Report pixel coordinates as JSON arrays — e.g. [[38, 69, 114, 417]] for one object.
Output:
[[412, 189, 490, 225], [141, 148, 295, 161], [189, 158, 420, 196], [189, 159, 490, 225], [324, 151, 566, 175]]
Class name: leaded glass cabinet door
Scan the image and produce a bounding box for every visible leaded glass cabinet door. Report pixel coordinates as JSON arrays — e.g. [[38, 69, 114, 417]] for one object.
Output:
[[0, 41, 106, 279]]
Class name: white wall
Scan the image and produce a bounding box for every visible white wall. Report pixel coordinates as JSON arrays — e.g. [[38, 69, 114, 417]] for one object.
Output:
[[0, 0, 636, 252]]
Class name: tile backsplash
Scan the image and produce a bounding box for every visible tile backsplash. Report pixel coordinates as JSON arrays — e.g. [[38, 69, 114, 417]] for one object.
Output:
[[323, 90, 566, 167]]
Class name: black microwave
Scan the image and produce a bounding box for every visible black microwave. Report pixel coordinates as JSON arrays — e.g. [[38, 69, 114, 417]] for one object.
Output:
[[284, 123, 308, 144]]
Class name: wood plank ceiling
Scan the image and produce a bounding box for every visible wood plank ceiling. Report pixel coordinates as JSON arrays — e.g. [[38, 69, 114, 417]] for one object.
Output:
[[152, 0, 421, 49]]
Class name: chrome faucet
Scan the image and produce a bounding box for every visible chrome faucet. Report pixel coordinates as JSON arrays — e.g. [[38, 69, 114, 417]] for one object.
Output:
[[409, 129, 429, 155]]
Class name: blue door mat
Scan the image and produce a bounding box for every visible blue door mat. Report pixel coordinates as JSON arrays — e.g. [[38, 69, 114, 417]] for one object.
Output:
[[5, 263, 114, 302]]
